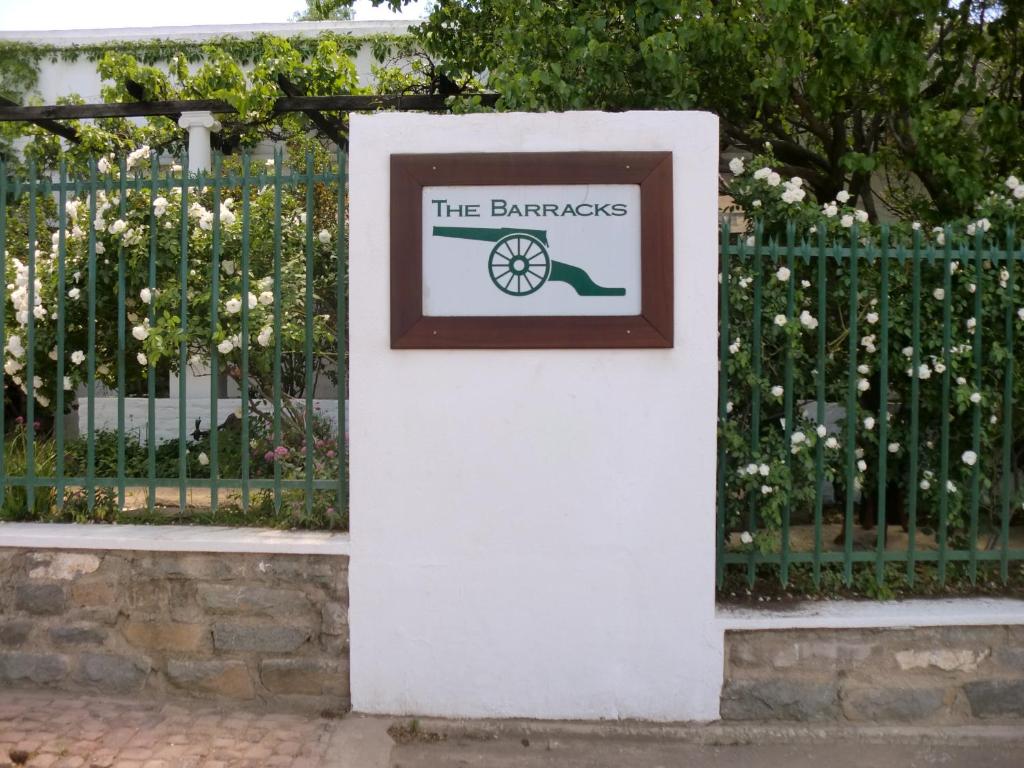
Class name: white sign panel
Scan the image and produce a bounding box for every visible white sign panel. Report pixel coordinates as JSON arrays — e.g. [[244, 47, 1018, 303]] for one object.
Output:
[[422, 185, 642, 316]]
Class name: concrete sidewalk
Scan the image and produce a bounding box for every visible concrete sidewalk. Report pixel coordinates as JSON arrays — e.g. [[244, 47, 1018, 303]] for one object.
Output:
[[388, 718, 1024, 768], [2, 690, 1022, 768]]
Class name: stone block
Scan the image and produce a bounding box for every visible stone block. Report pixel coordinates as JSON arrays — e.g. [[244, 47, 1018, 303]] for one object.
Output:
[[122, 622, 206, 653], [78, 653, 150, 693], [69, 579, 116, 607], [48, 625, 106, 646], [135, 553, 233, 580], [321, 602, 347, 636], [165, 659, 254, 699], [992, 646, 1024, 673], [0, 652, 69, 684], [212, 624, 310, 653], [727, 630, 875, 673], [321, 634, 349, 657], [720, 679, 840, 721], [0, 621, 32, 647], [126, 580, 170, 614], [894, 648, 990, 673], [260, 659, 338, 695], [14, 584, 66, 615], [197, 585, 313, 617], [28, 554, 101, 581], [841, 686, 947, 722], [261, 555, 348, 585], [964, 680, 1024, 718]]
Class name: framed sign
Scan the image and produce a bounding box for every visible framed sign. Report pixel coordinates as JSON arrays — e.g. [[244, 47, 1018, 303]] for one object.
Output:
[[390, 152, 673, 348]]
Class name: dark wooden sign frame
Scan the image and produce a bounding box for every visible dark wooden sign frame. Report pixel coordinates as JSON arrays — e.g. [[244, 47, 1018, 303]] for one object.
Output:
[[390, 151, 674, 349]]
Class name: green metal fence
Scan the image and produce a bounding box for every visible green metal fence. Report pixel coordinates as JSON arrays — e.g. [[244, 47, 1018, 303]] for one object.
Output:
[[717, 220, 1024, 591], [0, 150, 347, 529]]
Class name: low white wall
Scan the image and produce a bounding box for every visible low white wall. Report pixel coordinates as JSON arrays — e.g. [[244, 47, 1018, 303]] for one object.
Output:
[[348, 111, 722, 721], [78, 397, 345, 445]]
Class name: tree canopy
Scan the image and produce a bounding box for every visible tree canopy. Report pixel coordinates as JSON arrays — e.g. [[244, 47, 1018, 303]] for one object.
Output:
[[368, 0, 1023, 222]]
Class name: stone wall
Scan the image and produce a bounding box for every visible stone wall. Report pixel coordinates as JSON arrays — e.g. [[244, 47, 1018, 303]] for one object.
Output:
[[722, 626, 1024, 723], [0, 548, 349, 712]]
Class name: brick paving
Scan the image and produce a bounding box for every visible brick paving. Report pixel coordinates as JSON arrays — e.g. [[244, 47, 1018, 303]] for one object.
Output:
[[0, 691, 338, 768]]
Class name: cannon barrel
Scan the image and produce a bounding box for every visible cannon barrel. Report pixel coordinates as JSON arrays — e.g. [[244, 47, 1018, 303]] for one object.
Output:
[[432, 226, 549, 246]]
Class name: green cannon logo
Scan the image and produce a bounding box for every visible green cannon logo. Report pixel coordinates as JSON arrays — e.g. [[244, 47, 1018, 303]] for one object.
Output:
[[432, 226, 626, 297]]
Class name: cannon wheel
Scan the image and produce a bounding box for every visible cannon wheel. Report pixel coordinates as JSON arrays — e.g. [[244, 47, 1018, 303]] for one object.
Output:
[[488, 233, 551, 296]]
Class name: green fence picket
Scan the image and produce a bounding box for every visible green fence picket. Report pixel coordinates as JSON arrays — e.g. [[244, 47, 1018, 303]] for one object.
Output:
[[843, 227, 859, 586], [304, 151, 316, 520], [240, 154, 252, 512], [716, 220, 731, 588], [178, 153, 190, 512], [337, 149, 348, 525], [937, 232, 954, 585], [1001, 226, 1017, 582], [969, 233, 984, 582], [875, 229, 891, 585]]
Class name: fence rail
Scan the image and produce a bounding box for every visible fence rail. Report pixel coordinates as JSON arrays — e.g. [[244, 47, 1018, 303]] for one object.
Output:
[[717, 219, 1024, 593], [1, 149, 347, 529]]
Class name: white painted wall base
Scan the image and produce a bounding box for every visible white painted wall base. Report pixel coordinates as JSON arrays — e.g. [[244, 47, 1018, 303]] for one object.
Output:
[[0, 521, 349, 556], [349, 111, 722, 721], [78, 397, 345, 445]]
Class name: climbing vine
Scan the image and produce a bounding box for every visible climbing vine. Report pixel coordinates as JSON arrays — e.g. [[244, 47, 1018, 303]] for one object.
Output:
[[0, 31, 433, 172]]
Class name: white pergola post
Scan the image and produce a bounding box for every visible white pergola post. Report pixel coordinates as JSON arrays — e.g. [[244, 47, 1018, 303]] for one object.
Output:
[[177, 111, 221, 172], [170, 111, 221, 405]]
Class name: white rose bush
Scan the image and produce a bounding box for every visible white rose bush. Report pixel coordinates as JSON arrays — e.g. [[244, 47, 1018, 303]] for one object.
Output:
[[2, 151, 345, 528], [720, 152, 1024, 590]]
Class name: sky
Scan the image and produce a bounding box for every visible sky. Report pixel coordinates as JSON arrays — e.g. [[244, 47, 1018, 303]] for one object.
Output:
[[0, 0, 427, 30]]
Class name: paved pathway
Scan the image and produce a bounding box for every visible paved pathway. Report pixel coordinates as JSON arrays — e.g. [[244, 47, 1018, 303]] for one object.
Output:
[[391, 737, 1024, 768], [0, 691, 338, 768]]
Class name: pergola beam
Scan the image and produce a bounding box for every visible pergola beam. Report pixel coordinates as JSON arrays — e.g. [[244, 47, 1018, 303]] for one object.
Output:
[[0, 93, 501, 122], [276, 75, 348, 148], [0, 96, 80, 143]]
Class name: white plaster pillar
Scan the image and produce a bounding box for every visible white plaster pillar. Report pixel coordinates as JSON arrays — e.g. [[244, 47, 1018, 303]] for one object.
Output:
[[177, 111, 221, 172], [349, 111, 722, 721]]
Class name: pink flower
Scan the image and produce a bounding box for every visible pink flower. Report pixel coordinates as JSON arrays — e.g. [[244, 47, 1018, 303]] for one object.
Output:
[[274, 445, 288, 458], [264, 451, 275, 463]]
